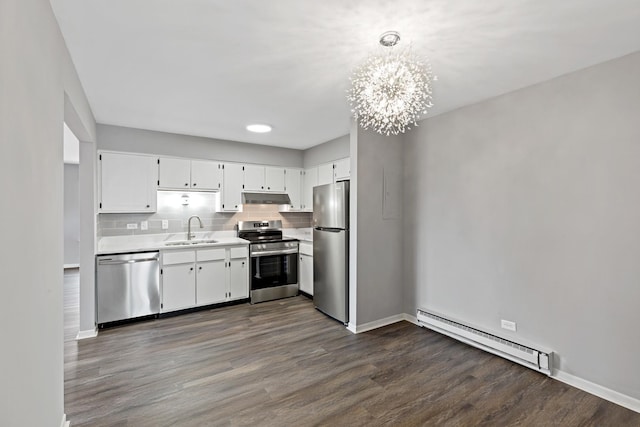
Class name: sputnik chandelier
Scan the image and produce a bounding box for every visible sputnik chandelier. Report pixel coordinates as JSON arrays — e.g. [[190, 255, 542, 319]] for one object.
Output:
[[347, 31, 435, 136]]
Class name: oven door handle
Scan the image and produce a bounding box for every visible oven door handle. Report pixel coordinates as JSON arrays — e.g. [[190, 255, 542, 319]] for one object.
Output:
[[251, 248, 299, 257]]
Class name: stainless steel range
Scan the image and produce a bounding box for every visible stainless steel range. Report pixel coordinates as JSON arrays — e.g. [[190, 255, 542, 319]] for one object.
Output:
[[237, 220, 299, 303]]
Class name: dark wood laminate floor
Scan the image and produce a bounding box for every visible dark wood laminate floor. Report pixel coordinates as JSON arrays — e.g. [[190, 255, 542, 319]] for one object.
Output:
[[64, 271, 640, 426]]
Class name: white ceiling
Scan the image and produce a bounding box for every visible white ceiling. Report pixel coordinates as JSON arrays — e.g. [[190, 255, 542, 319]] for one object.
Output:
[[51, 0, 640, 150]]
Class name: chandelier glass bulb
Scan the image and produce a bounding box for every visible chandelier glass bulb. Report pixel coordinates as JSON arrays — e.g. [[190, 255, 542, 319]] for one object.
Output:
[[348, 32, 435, 136]]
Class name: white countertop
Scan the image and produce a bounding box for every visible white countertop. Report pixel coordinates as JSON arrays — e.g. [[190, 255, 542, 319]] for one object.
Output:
[[283, 227, 313, 242], [97, 231, 249, 255]]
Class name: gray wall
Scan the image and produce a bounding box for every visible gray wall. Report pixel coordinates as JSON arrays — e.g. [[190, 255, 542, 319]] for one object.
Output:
[[64, 164, 80, 266], [303, 134, 349, 168], [98, 124, 304, 167], [351, 126, 404, 326], [403, 51, 640, 400], [0, 0, 96, 425]]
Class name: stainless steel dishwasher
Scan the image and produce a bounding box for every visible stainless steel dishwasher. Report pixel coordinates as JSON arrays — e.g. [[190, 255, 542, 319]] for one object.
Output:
[[96, 252, 160, 325]]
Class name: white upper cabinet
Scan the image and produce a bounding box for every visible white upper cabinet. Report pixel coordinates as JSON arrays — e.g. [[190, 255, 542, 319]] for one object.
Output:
[[302, 167, 318, 212], [191, 160, 221, 190], [265, 167, 285, 192], [243, 164, 265, 191], [99, 150, 349, 215], [99, 152, 157, 213], [158, 157, 191, 189], [317, 162, 334, 186], [280, 168, 302, 211], [334, 158, 350, 181], [244, 165, 286, 192], [220, 163, 243, 212], [158, 157, 220, 191]]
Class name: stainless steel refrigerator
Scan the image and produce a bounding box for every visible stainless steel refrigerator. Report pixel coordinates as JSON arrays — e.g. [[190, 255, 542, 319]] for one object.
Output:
[[313, 181, 349, 324]]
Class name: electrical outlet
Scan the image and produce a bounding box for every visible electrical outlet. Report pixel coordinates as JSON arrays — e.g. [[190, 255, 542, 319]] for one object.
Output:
[[126, 223, 138, 230], [501, 319, 517, 332], [161, 220, 169, 230], [140, 221, 148, 231]]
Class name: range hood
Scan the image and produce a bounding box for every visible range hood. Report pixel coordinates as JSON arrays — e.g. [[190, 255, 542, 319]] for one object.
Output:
[[241, 192, 291, 205]]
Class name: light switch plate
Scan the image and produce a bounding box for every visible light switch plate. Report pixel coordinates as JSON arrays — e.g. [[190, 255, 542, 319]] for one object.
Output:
[[140, 221, 148, 231], [161, 220, 169, 230], [126, 223, 138, 230]]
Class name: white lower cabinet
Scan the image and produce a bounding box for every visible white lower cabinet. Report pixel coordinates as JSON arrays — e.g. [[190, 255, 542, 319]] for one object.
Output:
[[161, 245, 249, 313], [299, 242, 313, 295], [195, 249, 227, 305], [228, 251, 249, 300], [161, 251, 197, 312]]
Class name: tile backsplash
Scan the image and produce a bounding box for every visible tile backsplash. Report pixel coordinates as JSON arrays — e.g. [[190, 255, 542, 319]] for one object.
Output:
[[98, 191, 312, 238]]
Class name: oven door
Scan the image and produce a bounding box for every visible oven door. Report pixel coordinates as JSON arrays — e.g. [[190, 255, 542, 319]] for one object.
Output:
[[250, 250, 298, 290]]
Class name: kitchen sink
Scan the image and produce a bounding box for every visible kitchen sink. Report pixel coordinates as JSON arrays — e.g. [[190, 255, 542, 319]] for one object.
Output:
[[165, 239, 218, 246]]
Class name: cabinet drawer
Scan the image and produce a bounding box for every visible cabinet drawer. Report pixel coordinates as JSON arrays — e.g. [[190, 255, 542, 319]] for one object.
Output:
[[163, 250, 196, 265], [197, 248, 226, 262], [230, 246, 249, 259], [299, 242, 313, 256]]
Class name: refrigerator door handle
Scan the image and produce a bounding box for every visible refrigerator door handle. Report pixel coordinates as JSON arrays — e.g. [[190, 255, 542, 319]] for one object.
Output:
[[314, 227, 344, 232]]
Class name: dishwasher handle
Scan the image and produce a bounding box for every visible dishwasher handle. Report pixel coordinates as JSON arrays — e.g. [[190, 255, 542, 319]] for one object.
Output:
[[98, 258, 158, 265], [98, 254, 159, 265]]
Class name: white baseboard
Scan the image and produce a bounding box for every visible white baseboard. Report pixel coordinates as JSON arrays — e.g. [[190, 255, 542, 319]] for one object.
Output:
[[401, 313, 420, 326], [553, 370, 640, 414], [76, 327, 98, 340], [346, 313, 406, 334], [60, 413, 69, 427], [63, 263, 80, 269], [412, 310, 639, 413]]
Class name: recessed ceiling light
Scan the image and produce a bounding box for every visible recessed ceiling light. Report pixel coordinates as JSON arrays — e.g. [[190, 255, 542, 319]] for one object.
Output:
[[246, 124, 272, 133]]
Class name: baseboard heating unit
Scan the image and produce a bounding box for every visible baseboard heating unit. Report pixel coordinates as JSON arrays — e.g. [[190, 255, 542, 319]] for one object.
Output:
[[417, 309, 553, 376]]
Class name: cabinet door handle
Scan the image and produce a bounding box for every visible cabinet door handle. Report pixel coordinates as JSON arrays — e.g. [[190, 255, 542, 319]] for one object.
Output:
[[185, 183, 189, 186], [146, 204, 150, 208], [190, 267, 194, 271], [198, 266, 202, 270], [193, 183, 197, 187]]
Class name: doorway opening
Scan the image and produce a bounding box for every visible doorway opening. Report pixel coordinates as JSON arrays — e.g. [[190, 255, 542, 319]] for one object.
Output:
[[63, 122, 81, 340]]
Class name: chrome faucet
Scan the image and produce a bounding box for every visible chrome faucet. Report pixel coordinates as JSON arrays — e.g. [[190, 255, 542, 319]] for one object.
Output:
[[187, 215, 203, 240]]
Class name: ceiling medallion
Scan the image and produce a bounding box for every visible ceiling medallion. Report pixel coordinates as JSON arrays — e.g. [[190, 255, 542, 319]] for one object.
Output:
[[347, 31, 435, 136]]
